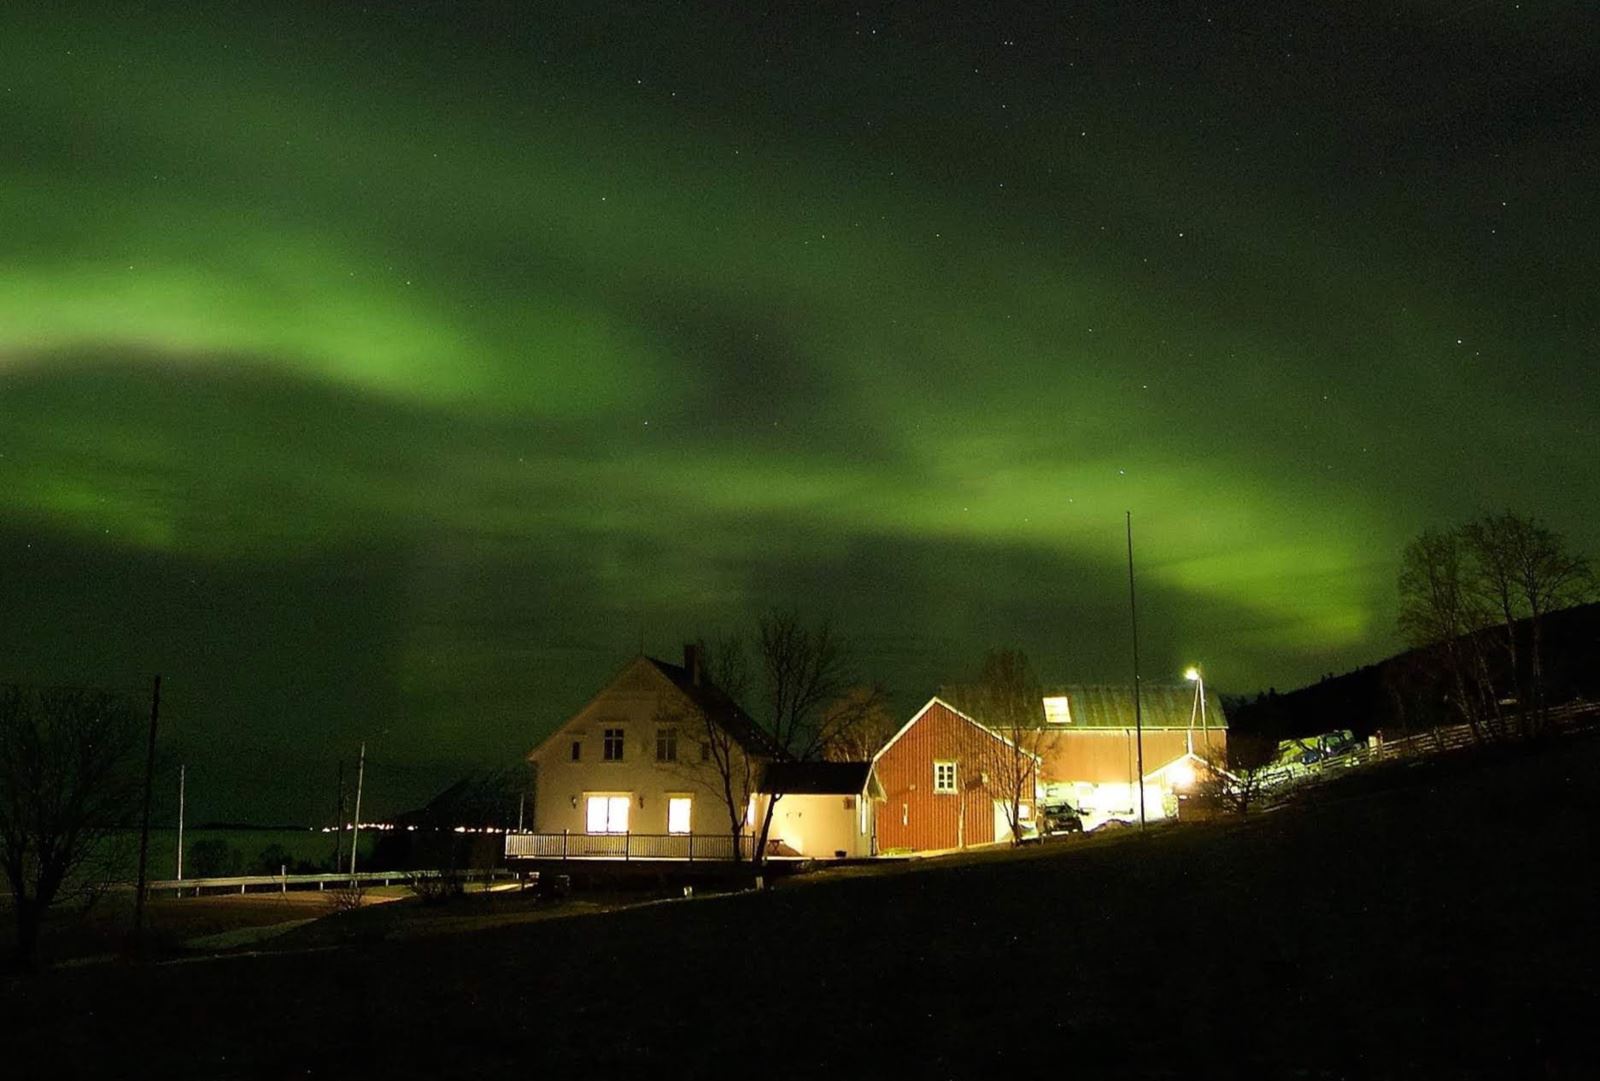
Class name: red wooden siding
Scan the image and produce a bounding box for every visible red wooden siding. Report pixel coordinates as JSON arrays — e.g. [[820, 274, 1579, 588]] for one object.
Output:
[[875, 700, 1024, 853], [1035, 728, 1227, 785]]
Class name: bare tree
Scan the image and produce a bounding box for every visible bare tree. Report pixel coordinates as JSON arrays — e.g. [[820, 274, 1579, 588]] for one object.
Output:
[[657, 635, 762, 861], [1397, 527, 1499, 739], [1195, 745, 1269, 816], [746, 610, 874, 865], [0, 684, 141, 971], [671, 615, 882, 866], [1465, 512, 1593, 734], [948, 649, 1043, 847], [1463, 513, 1533, 731], [1401, 513, 1594, 741], [1515, 520, 1594, 730], [818, 684, 896, 762]]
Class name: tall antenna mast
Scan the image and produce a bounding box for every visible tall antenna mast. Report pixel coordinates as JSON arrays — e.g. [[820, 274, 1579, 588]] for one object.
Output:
[[1126, 513, 1146, 830]]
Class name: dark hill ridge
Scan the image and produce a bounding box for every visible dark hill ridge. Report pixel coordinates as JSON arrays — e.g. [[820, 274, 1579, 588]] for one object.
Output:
[[1231, 601, 1600, 741], [391, 766, 529, 830]]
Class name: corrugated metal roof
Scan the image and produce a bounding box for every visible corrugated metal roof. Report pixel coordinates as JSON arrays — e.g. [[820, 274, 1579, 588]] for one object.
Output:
[[1038, 684, 1228, 730], [939, 683, 1227, 730]]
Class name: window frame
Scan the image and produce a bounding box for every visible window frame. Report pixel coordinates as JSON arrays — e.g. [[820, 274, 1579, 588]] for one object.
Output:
[[933, 760, 958, 794], [584, 793, 631, 834], [602, 727, 625, 762], [666, 794, 693, 835], [655, 726, 679, 763]]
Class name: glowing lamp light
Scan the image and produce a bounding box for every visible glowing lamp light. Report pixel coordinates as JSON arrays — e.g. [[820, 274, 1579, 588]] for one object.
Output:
[[1169, 759, 1196, 790], [1184, 666, 1201, 682]]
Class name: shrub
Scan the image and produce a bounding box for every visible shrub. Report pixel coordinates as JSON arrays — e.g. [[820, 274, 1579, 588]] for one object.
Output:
[[251, 843, 295, 876], [404, 870, 464, 905], [324, 880, 365, 914], [186, 838, 241, 878]]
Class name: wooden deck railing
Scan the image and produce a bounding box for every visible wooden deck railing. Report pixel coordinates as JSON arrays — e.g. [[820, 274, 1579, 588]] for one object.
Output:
[[504, 831, 754, 862]]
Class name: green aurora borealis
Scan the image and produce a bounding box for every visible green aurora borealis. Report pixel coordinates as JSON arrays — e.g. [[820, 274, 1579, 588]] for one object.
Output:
[[3, 2, 1597, 818]]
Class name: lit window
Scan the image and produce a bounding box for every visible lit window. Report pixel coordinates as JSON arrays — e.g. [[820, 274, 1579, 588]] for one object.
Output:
[[1018, 802, 1032, 820], [934, 760, 957, 794], [585, 794, 630, 833], [1043, 696, 1072, 724], [570, 740, 582, 762], [656, 726, 678, 762], [603, 728, 624, 761], [667, 796, 692, 834]]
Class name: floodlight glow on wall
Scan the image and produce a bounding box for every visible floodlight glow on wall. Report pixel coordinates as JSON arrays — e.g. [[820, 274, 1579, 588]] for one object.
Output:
[[1169, 759, 1196, 790]]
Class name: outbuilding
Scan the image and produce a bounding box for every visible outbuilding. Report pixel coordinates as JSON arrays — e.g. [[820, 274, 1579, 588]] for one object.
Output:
[[757, 761, 882, 859], [871, 697, 1040, 853]]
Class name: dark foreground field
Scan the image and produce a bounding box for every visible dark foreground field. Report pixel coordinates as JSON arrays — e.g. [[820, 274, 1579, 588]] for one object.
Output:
[[7, 736, 1598, 1079]]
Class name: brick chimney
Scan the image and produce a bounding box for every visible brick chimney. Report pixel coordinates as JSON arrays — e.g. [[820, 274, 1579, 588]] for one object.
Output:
[[683, 643, 702, 685]]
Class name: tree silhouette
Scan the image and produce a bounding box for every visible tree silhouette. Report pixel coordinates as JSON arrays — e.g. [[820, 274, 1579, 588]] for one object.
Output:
[[0, 684, 140, 971]]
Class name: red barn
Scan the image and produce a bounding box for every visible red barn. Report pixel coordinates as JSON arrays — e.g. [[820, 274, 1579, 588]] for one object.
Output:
[[1028, 684, 1227, 826], [872, 697, 1038, 853]]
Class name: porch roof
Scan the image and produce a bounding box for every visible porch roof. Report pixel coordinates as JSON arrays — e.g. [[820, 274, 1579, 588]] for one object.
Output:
[[758, 760, 883, 799]]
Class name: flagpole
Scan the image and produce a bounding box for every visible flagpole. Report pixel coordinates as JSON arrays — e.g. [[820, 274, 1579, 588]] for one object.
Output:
[[176, 763, 186, 881], [1126, 512, 1146, 830]]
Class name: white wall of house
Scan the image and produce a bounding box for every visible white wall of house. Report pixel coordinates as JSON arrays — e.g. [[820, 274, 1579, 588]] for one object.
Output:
[[991, 798, 1037, 844], [530, 658, 766, 846], [765, 793, 874, 859]]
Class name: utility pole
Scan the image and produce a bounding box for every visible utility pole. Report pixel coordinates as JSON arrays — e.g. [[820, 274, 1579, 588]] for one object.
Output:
[[333, 760, 345, 870], [133, 674, 161, 945], [348, 742, 366, 879], [1125, 513, 1146, 830], [176, 764, 186, 881]]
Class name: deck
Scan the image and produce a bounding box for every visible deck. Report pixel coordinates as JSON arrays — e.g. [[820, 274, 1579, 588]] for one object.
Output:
[[504, 831, 756, 862]]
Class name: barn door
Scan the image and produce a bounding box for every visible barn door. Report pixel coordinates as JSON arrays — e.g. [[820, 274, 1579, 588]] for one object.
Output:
[[993, 800, 1013, 844]]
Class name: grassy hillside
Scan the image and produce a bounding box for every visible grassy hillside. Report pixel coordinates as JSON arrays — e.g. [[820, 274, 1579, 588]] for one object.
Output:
[[7, 733, 1597, 1077]]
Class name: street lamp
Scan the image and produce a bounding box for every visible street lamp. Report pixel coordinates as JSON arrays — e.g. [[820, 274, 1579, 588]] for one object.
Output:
[[1185, 664, 1210, 749]]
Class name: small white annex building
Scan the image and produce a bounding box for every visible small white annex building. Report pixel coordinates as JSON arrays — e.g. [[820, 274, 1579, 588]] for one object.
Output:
[[757, 761, 882, 859]]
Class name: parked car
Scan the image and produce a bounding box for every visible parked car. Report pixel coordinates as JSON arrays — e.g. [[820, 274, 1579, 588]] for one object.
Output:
[[1040, 802, 1083, 835], [1297, 730, 1360, 766]]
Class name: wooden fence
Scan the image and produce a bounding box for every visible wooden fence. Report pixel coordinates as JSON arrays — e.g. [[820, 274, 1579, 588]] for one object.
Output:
[[1360, 698, 1598, 764], [1259, 698, 1600, 793]]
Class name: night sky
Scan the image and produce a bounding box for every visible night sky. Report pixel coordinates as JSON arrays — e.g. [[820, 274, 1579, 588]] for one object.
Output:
[[3, 2, 1596, 822]]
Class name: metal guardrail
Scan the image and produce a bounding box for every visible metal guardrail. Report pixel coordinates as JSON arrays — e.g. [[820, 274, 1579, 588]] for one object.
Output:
[[505, 831, 755, 862], [148, 867, 518, 897]]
